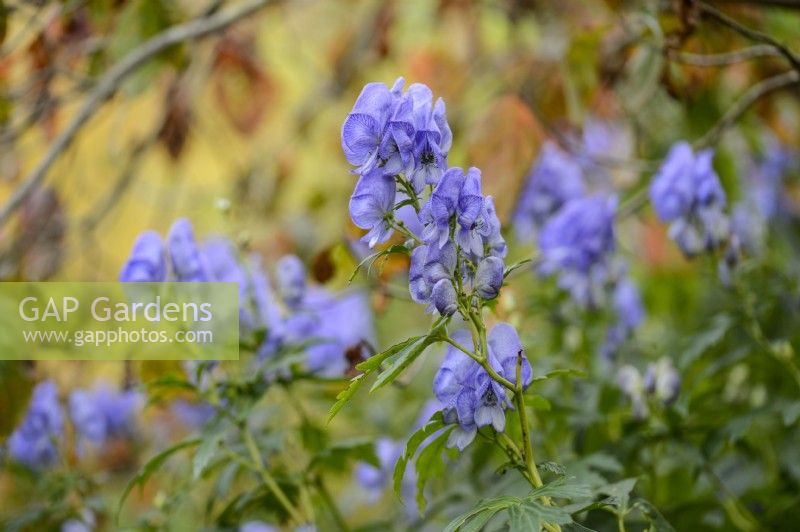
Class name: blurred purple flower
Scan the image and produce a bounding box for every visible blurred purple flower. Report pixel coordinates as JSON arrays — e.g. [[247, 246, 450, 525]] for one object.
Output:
[[8, 380, 63, 469], [119, 231, 166, 282], [275, 255, 307, 310], [69, 384, 141, 449], [513, 142, 585, 241], [650, 142, 729, 257], [167, 218, 209, 281], [538, 196, 617, 307]]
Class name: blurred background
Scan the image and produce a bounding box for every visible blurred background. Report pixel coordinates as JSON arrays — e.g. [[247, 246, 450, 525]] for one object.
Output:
[[1, 0, 799, 530]]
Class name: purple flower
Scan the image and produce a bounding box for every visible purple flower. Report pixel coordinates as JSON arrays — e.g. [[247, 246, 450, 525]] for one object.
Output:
[[341, 81, 396, 174], [349, 168, 396, 248], [422, 167, 465, 248], [203, 237, 255, 331], [8, 381, 63, 468], [747, 137, 794, 220], [408, 242, 456, 309], [650, 142, 729, 257], [275, 255, 307, 310], [613, 279, 644, 331], [69, 384, 141, 448], [432, 279, 457, 316], [239, 522, 278, 532], [119, 231, 166, 282], [538, 196, 616, 307], [433, 324, 532, 450], [171, 399, 215, 429], [167, 218, 209, 281], [513, 142, 585, 241], [482, 196, 507, 259], [354, 437, 402, 497], [408, 85, 451, 190], [475, 256, 504, 300], [304, 289, 375, 377]]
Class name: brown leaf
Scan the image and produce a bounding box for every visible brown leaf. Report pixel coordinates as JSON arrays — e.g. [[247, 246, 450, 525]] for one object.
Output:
[[212, 33, 274, 135], [158, 79, 191, 160], [15, 187, 65, 280]]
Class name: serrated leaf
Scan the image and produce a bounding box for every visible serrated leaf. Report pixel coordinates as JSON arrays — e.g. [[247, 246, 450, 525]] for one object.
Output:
[[444, 496, 522, 532], [530, 368, 586, 384], [327, 373, 367, 423], [504, 258, 534, 279], [117, 438, 200, 522], [528, 477, 593, 501], [414, 425, 454, 514], [598, 478, 638, 512], [516, 501, 573, 530], [370, 335, 434, 392], [393, 412, 445, 496], [356, 336, 423, 372], [192, 429, 225, 480]]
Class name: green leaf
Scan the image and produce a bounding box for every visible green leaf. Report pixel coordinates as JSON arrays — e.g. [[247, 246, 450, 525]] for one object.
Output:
[[443, 496, 521, 532], [527, 477, 593, 501], [393, 411, 446, 496], [414, 425, 454, 514], [347, 244, 409, 284], [530, 368, 586, 384], [508, 500, 572, 531], [633, 499, 676, 532], [192, 428, 225, 480], [327, 373, 367, 423], [680, 314, 732, 368], [527, 394, 552, 411], [370, 335, 434, 392], [598, 478, 638, 512], [117, 438, 201, 522], [504, 258, 534, 279], [309, 437, 379, 473], [356, 336, 423, 372]]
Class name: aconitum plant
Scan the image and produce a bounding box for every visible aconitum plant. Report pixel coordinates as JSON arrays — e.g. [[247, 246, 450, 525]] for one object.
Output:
[[649, 141, 730, 257], [8, 380, 63, 469], [69, 383, 141, 451]]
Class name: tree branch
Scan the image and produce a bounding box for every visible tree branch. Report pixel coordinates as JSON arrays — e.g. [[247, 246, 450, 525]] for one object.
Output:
[[0, 0, 271, 227], [693, 70, 800, 149], [697, 1, 800, 75], [668, 45, 780, 66]]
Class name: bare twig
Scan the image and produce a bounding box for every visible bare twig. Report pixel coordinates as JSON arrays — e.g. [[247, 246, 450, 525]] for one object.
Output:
[[697, 1, 800, 75], [0, 0, 271, 227], [693, 70, 800, 149], [669, 45, 780, 66]]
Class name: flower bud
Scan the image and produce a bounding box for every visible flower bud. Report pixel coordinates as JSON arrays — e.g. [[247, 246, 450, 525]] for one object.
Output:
[[432, 278, 457, 316], [475, 256, 504, 299]]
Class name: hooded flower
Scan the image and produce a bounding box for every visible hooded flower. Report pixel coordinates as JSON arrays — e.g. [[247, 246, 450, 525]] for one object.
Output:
[[513, 142, 585, 241], [119, 231, 166, 282], [644, 357, 681, 405], [341, 80, 397, 174], [538, 196, 617, 307], [433, 324, 532, 450], [475, 256, 504, 300], [69, 384, 141, 449], [275, 255, 307, 310], [349, 167, 397, 248], [167, 218, 209, 281], [8, 380, 63, 468], [650, 142, 729, 257]]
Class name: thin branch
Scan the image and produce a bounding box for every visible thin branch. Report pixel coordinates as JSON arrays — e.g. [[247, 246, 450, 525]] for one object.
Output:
[[693, 70, 800, 149], [697, 1, 800, 75], [668, 45, 780, 66], [0, 0, 271, 227]]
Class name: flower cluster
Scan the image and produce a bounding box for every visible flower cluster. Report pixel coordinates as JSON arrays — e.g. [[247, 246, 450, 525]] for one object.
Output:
[[649, 141, 729, 257], [7, 380, 63, 469], [69, 383, 141, 451], [617, 357, 680, 420], [433, 324, 532, 450], [342, 77, 451, 194], [513, 141, 585, 240], [515, 139, 644, 356], [120, 219, 376, 377]]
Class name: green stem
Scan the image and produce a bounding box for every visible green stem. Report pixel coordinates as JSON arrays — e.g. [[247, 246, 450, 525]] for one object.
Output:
[[315, 477, 350, 531], [242, 426, 307, 526], [617, 512, 627, 532], [391, 219, 423, 245], [444, 336, 515, 391]]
